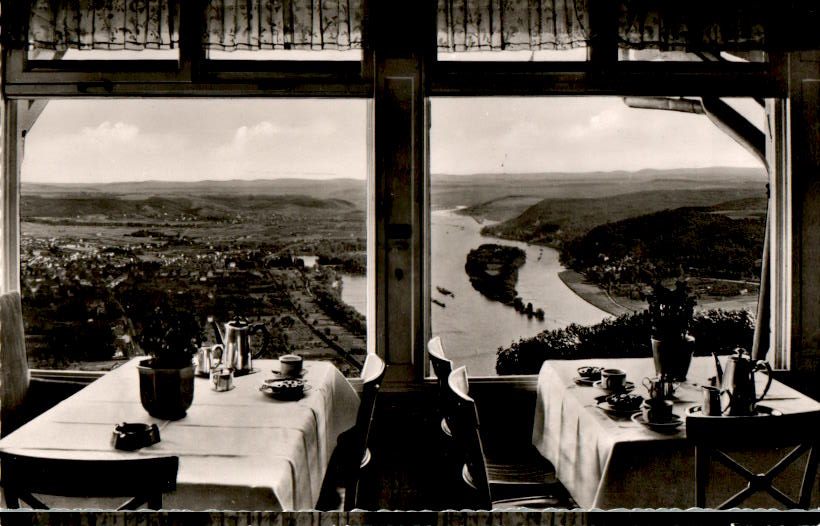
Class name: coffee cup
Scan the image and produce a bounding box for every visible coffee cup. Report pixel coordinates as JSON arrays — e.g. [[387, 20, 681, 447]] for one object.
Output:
[[641, 398, 674, 423], [601, 368, 627, 391], [279, 354, 303, 377]]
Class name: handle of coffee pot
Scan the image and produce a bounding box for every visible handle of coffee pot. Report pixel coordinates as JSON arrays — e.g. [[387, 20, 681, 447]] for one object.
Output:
[[754, 360, 773, 403], [250, 323, 271, 359]]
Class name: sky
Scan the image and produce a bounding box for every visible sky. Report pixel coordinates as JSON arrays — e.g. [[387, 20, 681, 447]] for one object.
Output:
[[22, 96, 764, 184]]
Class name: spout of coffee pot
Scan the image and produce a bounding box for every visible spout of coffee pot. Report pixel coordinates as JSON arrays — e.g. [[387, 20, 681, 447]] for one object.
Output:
[[712, 352, 723, 385]]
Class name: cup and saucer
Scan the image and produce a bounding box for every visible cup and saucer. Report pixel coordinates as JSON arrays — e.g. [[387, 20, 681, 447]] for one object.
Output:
[[271, 354, 306, 379], [593, 368, 635, 393], [632, 398, 683, 433]]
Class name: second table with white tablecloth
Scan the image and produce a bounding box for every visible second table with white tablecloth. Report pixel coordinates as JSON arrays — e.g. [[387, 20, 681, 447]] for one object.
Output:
[[532, 357, 820, 509], [0, 358, 360, 510]]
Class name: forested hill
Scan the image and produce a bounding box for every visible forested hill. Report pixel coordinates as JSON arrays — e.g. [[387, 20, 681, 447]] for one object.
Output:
[[561, 198, 766, 284], [481, 186, 766, 248]]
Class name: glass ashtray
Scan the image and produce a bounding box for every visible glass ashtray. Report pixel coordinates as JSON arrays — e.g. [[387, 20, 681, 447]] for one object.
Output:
[[112, 422, 161, 451]]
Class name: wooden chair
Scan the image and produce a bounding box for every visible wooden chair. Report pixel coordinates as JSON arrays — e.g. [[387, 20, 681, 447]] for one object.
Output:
[[687, 410, 820, 509], [445, 366, 572, 509], [0, 452, 179, 510], [429, 337, 562, 499], [343, 353, 387, 511], [0, 291, 31, 437], [427, 336, 454, 438]]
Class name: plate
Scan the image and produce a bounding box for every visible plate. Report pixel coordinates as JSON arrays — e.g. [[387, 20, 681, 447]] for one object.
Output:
[[632, 412, 684, 433], [595, 400, 642, 416], [593, 380, 635, 393], [686, 404, 783, 417], [573, 376, 597, 387]]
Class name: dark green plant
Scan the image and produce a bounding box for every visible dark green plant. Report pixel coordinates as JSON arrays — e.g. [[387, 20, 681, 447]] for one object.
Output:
[[130, 291, 202, 368], [646, 280, 696, 342]]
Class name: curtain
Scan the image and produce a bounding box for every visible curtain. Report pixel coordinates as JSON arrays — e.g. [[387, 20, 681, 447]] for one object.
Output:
[[27, 0, 180, 50], [437, 0, 590, 52], [205, 0, 363, 51], [24, 0, 363, 52], [618, 0, 767, 51]]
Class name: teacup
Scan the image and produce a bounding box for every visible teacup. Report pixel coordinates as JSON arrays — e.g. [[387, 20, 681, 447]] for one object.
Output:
[[601, 368, 627, 391], [279, 354, 303, 377], [641, 398, 674, 423]]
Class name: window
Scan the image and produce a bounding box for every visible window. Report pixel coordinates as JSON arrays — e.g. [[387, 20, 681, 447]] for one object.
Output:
[[429, 96, 769, 376], [20, 99, 370, 377]]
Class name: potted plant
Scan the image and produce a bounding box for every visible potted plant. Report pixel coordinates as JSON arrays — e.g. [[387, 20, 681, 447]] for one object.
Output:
[[132, 292, 202, 420], [647, 280, 696, 381]]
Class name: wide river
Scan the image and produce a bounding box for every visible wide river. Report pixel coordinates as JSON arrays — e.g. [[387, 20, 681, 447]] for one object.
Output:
[[341, 209, 610, 375]]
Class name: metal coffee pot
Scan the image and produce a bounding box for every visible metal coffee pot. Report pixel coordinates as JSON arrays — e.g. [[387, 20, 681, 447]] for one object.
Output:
[[210, 316, 270, 375], [718, 347, 772, 416]]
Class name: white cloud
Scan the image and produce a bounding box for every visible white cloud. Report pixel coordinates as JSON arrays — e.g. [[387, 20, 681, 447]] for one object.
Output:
[[80, 121, 139, 143]]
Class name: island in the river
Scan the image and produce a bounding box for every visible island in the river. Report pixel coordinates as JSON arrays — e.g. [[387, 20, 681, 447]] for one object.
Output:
[[464, 244, 526, 305]]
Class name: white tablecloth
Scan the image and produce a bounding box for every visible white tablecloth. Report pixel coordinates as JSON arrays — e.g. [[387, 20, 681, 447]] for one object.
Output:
[[0, 358, 360, 511], [532, 357, 820, 509]]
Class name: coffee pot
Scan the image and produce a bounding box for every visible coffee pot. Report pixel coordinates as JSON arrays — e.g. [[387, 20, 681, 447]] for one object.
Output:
[[718, 347, 772, 416], [210, 316, 270, 375]]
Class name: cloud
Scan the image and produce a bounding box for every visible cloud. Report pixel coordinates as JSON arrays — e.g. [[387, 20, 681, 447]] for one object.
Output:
[[80, 121, 140, 143]]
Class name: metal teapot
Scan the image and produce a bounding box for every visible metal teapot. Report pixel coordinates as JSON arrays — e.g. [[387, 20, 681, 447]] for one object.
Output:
[[718, 347, 772, 416], [210, 316, 270, 375]]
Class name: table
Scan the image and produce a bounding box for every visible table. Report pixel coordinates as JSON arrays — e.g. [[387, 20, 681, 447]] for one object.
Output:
[[0, 358, 360, 511], [532, 357, 820, 509]]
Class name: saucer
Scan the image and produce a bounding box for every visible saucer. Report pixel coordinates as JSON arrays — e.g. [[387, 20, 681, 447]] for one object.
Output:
[[573, 376, 597, 387], [593, 380, 635, 393], [595, 400, 642, 416], [260, 379, 311, 401], [270, 369, 306, 379], [632, 412, 683, 433]]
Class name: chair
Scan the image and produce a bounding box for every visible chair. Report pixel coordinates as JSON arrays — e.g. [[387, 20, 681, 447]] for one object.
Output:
[[687, 410, 820, 509], [0, 452, 179, 510], [445, 366, 572, 509], [343, 353, 387, 510], [429, 337, 562, 499], [427, 336, 454, 438], [0, 292, 31, 437]]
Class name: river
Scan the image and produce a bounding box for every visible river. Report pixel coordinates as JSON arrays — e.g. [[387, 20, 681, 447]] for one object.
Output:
[[340, 208, 610, 375]]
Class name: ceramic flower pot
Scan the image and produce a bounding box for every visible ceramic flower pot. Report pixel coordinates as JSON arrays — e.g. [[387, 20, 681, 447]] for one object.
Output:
[[137, 358, 195, 420], [650, 335, 695, 381]]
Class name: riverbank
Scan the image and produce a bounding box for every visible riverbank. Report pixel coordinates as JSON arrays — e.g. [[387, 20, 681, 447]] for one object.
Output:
[[557, 270, 643, 317], [558, 269, 759, 318]]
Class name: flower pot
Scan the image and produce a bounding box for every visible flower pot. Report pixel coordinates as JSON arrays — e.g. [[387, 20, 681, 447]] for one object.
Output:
[[137, 358, 195, 420], [650, 336, 695, 381]]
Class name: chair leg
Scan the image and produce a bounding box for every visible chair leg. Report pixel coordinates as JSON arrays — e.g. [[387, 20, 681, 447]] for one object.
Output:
[[695, 445, 709, 508], [799, 445, 820, 508]]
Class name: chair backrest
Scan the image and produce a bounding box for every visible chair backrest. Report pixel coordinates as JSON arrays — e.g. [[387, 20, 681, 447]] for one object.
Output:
[[427, 336, 453, 392], [345, 353, 387, 510], [0, 291, 31, 437], [0, 452, 179, 510], [446, 366, 492, 509], [686, 411, 820, 509]]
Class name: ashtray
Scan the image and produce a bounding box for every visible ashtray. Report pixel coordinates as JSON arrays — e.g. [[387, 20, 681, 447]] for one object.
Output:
[[260, 378, 309, 400], [112, 422, 160, 451]]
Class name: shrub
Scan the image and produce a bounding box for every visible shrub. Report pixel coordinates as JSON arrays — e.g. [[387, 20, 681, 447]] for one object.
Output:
[[496, 308, 754, 375]]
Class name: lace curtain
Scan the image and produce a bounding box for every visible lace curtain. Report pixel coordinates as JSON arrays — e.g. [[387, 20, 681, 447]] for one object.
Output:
[[25, 0, 363, 51], [437, 0, 590, 52]]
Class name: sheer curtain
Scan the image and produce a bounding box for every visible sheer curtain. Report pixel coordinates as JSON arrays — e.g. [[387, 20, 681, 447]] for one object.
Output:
[[25, 0, 363, 52]]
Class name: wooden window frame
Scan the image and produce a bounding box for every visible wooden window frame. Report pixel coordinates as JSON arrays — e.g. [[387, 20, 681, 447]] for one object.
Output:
[[0, 1, 799, 384]]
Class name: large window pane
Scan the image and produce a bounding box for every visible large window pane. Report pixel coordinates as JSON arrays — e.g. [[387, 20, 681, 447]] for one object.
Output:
[[21, 99, 369, 377], [430, 96, 766, 376]]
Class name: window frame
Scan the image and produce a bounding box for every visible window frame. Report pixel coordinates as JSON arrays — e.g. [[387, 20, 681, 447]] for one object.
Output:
[[0, 2, 797, 384]]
